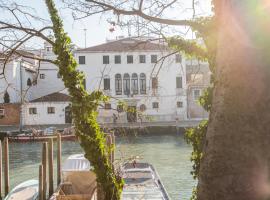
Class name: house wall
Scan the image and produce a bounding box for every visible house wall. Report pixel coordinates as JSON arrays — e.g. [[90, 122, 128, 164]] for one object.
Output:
[[0, 60, 37, 103], [22, 102, 70, 125], [0, 103, 20, 125], [76, 49, 188, 122]]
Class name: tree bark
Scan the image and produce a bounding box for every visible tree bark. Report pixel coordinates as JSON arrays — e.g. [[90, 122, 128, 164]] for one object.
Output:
[[198, 1, 270, 200]]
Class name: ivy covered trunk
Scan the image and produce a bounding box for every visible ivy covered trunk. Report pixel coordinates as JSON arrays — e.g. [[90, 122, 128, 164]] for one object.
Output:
[[45, 0, 123, 199], [198, 1, 270, 200]]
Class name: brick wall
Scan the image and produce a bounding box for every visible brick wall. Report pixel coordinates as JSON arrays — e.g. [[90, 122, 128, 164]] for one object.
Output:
[[0, 103, 20, 125]]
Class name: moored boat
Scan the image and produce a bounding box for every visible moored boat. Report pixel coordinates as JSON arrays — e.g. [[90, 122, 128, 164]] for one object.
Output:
[[49, 154, 97, 200], [4, 179, 39, 200], [121, 162, 170, 200], [8, 133, 76, 142]]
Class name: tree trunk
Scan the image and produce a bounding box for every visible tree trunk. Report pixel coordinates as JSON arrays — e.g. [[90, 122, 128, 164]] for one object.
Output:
[[198, 1, 270, 200]]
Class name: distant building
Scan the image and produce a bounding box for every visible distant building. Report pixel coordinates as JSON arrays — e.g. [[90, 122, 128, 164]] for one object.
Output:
[[186, 60, 210, 119], [0, 37, 211, 128], [75, 37, 187, 123]]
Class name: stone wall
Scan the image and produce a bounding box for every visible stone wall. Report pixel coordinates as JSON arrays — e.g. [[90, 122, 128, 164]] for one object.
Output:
[[0, 103, 20, 125]]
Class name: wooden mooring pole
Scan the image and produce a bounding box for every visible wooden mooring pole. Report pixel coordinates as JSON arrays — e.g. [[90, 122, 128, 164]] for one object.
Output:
[[48, 139, 54, 196], [4, 138, 9, 197], [39, 165, 44, 200], [42, 142, 48, 200], [57, 133, 61, 185], [0, 142, 2, 200]]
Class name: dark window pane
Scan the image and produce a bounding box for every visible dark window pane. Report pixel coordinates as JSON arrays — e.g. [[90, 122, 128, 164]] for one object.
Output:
[[140, 73, 146, 94], [115, 55, 121, 64], [152, 102, 159, 109], [104, 78, 110, 90], [175, 54, 182, 63], [131, 73, 138, 95], [177, 101, 183, 108], [123, 73, 130, 95], [152, 77, 158, 89], [79, 56, 86, 64], [139, 55, 146, 63], [127, 55, 133, 64], [151, 55, 157, 63], [103, 55, 109, 64], [176, 77, 182, 88], [115, 74, 122, 95], [104, 103, 111, 109]]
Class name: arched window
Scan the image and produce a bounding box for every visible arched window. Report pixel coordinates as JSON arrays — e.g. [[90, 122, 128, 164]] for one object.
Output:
[[27, 78, 32, 86], [140, 73, 146, 94], [115, 74, 122, 95], [123, 73, 130, 95], [131, 73, 138, 95]]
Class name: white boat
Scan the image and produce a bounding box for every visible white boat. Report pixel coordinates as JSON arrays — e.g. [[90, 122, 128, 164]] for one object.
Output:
[[121, 162, 170, 200], [49, 154, 97, 200], [4, 179, 39, 200]]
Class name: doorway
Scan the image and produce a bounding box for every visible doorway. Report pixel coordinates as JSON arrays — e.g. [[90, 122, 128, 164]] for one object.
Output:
[[127, 106, 137, 122]]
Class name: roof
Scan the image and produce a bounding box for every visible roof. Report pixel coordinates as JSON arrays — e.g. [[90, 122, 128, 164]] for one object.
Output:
[[76, 38, 169, 52], [30, 92, 70, 103]]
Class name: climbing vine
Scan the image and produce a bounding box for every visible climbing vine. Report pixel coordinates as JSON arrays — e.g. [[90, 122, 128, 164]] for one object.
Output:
[[45, 0, 123, 199]]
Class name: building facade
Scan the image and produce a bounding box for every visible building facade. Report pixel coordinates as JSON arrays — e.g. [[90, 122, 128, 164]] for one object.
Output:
[[0, 37, 210, 128]]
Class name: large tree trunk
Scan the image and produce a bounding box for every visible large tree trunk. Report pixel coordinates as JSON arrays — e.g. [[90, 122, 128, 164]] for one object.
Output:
[[198, 1, 270, 200]]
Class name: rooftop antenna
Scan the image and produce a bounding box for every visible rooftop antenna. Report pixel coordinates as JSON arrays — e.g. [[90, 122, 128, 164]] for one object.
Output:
[[83, 28, 87, 48]]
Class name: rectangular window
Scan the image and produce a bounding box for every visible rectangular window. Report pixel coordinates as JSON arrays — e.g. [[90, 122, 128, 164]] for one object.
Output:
[[40, 74, 45, 79], [127, 55, 133, 64], [177, 101, 183, 108], [57, 72, 61, 78], [175, 54, 182, 63], [176, 77, 182, 88], [104, 78, 110, 90], [152, 102, 159, 109], [193, 89, 201, 100], [0, 108, 5, 117], [104, 103, 111, 110], [152, 77, 158, 89], [115, 55, 121, 64], [29, 107, 37, 115], [115, 75, 122, 95], [47, 107, 55, 114], [151, 55, 157, 63], [103, 55, 109, 64], [139, 55, 146, 63], [78, 56, 86, 64]]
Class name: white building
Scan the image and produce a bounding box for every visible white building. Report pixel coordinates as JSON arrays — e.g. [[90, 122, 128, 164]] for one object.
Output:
[[1, 37, 210, 127], [75, 38, 187, 123]]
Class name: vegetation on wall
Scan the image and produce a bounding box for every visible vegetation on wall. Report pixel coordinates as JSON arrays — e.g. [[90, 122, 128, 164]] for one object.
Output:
[[45, 0, 123, 199]]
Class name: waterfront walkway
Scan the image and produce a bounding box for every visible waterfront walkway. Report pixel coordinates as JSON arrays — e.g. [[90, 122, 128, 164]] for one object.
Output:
[[0, 120, 203, 132]]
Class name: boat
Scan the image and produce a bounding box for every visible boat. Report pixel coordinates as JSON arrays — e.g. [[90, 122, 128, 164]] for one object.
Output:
[[8, 133, 76, 142], [121, 162, 170, 200], [49, 154, 97, 200], [4, 179, 39, 200]]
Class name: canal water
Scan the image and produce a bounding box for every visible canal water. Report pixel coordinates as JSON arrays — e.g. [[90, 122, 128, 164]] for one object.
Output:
[[8, 133, 196, 200]]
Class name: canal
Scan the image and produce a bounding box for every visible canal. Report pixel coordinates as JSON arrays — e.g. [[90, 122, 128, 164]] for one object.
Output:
[[8, 133, 196, 200]]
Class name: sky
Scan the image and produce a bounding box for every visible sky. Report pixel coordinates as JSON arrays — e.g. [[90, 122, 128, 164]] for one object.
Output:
[[2, 0, 212, 48]]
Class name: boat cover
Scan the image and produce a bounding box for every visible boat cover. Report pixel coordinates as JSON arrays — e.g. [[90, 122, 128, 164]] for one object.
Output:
[[4, 179, 38, 200], [121, 164, 169, 200], [61, 154, 96, 195], [62, 154, 91, 172]]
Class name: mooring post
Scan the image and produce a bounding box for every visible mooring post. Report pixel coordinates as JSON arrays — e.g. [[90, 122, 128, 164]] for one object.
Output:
[[106, 134, 113, 165], [111, 132, 115, 164], [39, 165, 44, 200], [0, 142, 2, 200], [42, 142, 48, 200], [57, 133, 61, 185], [48, 139, 54, 196], [3, 138, 9, 197]]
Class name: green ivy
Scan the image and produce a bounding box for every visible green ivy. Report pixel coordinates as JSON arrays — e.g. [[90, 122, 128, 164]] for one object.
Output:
[[45, 0, 123, 199]]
